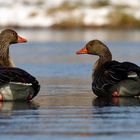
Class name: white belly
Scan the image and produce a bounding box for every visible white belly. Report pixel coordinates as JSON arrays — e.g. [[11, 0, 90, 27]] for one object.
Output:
[[111, 78, 140, 96], [0, 82, 34, 101]]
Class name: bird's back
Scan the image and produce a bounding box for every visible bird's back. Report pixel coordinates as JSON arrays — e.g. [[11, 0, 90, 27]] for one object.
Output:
[[92, 60, 140, 97], [0, 67, 40, 101]]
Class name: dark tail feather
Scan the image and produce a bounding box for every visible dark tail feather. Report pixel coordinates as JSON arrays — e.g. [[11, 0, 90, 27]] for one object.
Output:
[[0, 67, 40, 99]]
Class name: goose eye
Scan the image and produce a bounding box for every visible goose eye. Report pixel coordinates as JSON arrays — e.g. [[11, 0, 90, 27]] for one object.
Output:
[[89, 42, 93, 46]]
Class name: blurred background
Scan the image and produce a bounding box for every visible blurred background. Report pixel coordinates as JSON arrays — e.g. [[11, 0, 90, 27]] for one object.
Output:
[[0, 0, 140, 41], [1, 0, 140, 29]]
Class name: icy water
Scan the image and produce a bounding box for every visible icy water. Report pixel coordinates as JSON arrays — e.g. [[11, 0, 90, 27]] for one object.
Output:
[[1, 29, 140, 140]]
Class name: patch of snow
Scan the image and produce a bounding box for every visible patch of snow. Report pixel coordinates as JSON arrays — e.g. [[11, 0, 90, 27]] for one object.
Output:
[[110, 0, 140, 8], [0, 0, 140, 27], [83, 7, 111, 26]]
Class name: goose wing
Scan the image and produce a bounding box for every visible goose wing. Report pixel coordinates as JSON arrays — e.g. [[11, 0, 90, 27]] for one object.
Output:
[[92, 61, 140, 96], [0, 67, 40, 98]]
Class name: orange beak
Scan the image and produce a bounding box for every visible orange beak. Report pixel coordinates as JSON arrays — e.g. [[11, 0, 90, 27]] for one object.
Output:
[[76, 47, 88, 54], [17, 35, 27, 43]]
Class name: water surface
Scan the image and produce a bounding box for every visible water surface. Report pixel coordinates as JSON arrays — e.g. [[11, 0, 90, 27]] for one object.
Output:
[[1, 29, 140, 140]]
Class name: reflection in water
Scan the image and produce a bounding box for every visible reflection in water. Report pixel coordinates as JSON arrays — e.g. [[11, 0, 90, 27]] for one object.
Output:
[[1, 93, 140, 139], [93, 97, 140, 107], [91, 97, 140, 138], [0, 101, 39, 116]]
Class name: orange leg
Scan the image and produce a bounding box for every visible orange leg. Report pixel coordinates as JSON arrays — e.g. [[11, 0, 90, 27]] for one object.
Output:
[[0, 93, 3, 102], [112, 91, 120, 97], [26, 92, 33, 100]]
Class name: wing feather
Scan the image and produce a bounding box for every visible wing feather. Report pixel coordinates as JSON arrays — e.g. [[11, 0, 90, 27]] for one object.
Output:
[[92, 60, 140, 96], [0, 67, 40, 98]]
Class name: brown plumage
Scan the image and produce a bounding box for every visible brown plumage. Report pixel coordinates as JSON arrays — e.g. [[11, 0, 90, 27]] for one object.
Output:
[[0, 29, 40, 101], [76, 39, 140, 97], [0, 29, 27, 67]]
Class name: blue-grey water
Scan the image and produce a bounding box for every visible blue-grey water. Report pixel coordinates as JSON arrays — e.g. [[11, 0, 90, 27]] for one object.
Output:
[[1, 29, 140, 140]]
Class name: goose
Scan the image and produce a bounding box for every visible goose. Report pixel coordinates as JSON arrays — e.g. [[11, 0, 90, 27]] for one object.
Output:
[[76, 39, 140, 97], [0, 29, 40, 101]]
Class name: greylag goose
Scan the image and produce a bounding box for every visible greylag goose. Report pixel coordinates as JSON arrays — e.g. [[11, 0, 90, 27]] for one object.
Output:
[[76, 39, 140, 97], [0, 29, 40, 101]]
